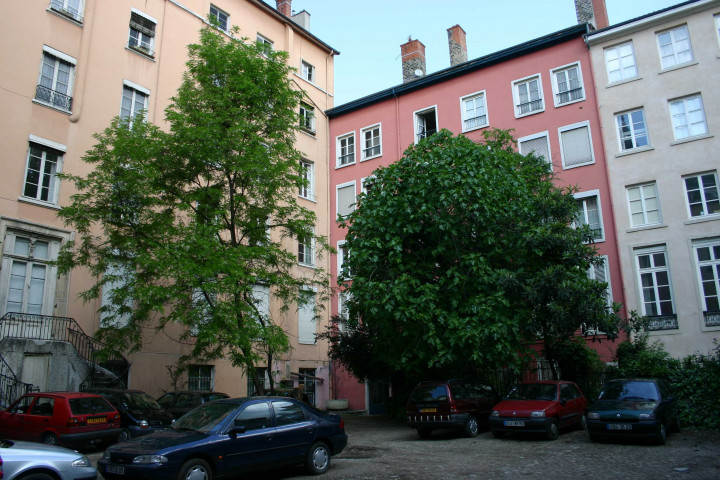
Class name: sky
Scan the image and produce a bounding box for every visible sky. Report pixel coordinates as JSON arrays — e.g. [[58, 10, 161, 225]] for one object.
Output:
[[279, 0, 682, 106]]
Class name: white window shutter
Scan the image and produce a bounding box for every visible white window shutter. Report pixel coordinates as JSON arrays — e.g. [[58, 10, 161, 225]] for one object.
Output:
[[561, 126, 592, 167]]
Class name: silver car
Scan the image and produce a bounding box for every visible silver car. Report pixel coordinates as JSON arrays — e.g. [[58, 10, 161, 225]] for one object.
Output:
[[0, 438, 97, 480]]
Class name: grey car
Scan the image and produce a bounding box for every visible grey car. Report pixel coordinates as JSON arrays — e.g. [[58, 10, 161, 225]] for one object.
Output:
[[0, 438, 97, 480]]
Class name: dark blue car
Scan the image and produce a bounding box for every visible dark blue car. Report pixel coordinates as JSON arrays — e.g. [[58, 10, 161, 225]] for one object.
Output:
[[97, 396, 347, 480]]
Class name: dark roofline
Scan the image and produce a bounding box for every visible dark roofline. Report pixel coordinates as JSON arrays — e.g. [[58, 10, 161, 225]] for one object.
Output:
[[326, 23, 588, 119], [253, 0, 339, 55], [587, 0, 702, 38]]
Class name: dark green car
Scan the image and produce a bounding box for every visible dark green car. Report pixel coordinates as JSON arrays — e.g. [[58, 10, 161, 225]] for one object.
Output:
[[587, 378, 680, 444]]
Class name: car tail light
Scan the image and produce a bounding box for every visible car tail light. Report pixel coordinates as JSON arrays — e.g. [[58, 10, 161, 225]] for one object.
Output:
[[450, 405, 458, 414], [67, 417, 81, 427], [339, 419, 345, 430]]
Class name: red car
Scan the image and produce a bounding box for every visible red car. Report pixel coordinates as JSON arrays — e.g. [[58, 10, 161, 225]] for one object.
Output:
[[0, 392, 121, 447], [489, 380, 587, 440]]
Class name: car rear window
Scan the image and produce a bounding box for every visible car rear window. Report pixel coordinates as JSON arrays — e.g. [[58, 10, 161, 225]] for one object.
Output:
[[69, 397, 114, 415], [203, 393, 229, 402], [450, 383, 493, 400], [600, 381, 659, 401], [410, 385, 449, 402]]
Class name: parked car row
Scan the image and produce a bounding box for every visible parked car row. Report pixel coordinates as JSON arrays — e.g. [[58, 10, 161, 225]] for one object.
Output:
[[406, 378, 680, 445]]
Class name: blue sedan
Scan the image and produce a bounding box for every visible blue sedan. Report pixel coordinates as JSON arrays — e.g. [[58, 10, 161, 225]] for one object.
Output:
[[97, 397, 347, 480]]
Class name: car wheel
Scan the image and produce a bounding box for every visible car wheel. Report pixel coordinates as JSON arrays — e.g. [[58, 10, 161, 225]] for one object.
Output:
[[41, 432, 58, 446], [305, 441, 331, 475], [177, 458, 213, 480], [417, 428, 432, 439], [546, 421, 559, 441], [118, 428, 131, 442], [492, 429, 505, 439], [578, 414, 587, 431], [463, 415, 479, 438], [656, 423, 667, 445], [15, 473, 54, 480]]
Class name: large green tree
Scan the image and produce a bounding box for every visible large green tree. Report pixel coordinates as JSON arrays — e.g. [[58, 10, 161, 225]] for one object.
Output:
[[328, 129, 621, 382], [57, 25, 329, 394]]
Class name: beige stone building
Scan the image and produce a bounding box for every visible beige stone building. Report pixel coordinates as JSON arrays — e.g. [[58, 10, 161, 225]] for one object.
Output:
[[0, 0, 337, 406], [586, 0, 720, 357]]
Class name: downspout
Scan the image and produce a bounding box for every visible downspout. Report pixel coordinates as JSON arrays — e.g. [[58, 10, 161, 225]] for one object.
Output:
[[68, 0, 98, 123], [392, 87, 401, 158]]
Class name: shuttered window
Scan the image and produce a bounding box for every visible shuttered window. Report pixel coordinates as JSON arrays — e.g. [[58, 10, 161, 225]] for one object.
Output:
[[298, 292, 316, 344], [519, 134, 551, 165], [560, 124, 593, 169], [337, 183, 356, 218]]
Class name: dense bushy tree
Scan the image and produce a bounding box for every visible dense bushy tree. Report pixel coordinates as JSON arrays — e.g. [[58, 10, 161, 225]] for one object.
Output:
[[57, 25, 329, 394], [327, 129, 620, 381]]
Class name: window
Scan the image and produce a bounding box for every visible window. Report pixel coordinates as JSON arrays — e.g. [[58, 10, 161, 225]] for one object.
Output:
[[298, 228, 314, 266], [256, 34, 273, 54], [694, 239, 720, 327], [337, 241, 351, 279], [605, 42, 638, 83], [635, 247, 676, 329], [299, 160, 314, 200], [298, 292, 316, 344], [337, 291, 350, 330], [588, 255, 612, 306], [100, 262, 133, 327], [670, 95, 707, 140], [246, 367, 269, 396], [512, 75, 543, 117], [559, 122, 594, 169], [574, 191, 604, 241], [273, 399, 307, 424], [23, 139, 63, 204], [616, 109, 649, 151], [297, 369, 317, 405], [460, 91, 488, 131], [337, 133, 355, 167], [684, 172, 719, 218], [336, 182, 356, 219], [49, 0, 84, 22], [552, 63, 584, 106], [35, 47, 75, 111], [657, 25, 693, 69], [301, 60, 315, 83], [299, 103, 315, 134], [235, 403, 272, 431], [716, 15, 720, 48], [209, 5, 229, 31], [120, 82, 149, 126], [128, 10, 156, 57], [414, 107, 437, 143], [627, 183, 661, 227], [188, 365, 214, 390], [361, 124, 382, 160], [518, 132, 551, 166], [251, 284, 270, 324], [1, 231, 59, 316], [361, 176, 375, 195]]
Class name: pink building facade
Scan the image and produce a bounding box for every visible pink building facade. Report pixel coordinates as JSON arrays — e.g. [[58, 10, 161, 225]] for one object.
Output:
[[327, 22, 625, 412]]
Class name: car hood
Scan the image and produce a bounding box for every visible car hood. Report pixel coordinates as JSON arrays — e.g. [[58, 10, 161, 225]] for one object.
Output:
[[493, 399, 556, 415], [108, 429, 207, 454], [590, 399, 658, 414], [2, 440, 82, 456]]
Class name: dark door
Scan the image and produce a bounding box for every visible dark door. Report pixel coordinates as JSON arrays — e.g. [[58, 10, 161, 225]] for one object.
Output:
[[368, 380, 389, 415], [0, 395, 34, 441], [270, 400, 316, 464], [559, 383, 584, 428], [220, 401, 275, 476]]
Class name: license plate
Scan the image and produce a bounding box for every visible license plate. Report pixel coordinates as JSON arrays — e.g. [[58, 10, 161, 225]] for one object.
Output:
[[607, 423, 632, 430], [420, 408, 436, 413], [87, 417, 107, 424], [106, 465, 125, 475], [503, 420, 525, 427]]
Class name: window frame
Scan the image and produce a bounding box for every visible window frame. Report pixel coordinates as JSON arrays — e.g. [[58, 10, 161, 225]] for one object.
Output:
[[120, 80, 150, 125], [360, 124, 382, 160], [550, 62, 585, 107], [209, 4, 229, 31], [298, 159, 315, 201], [336, 181, 356, 220], [669, 94, 708, 141], [35, 46, 76, 112], [297, 291, 316, 345], [301, 60, 315, 83], [459, 90, 489, 132], [715, 14, 720, 49], [336, 132, 356, 167], [558, 121, 595, 170], [127, 9, 157, 58], [511, 74, 544, 118], [634, 245, 676, 322], [656, 24, 694, 70], [22, 136, 65, 206], [299, 102, 315, 135], [626, 182, 662, 228], [683, 171, 720, 219], [604, 41, 638, 84], [256, 34, 273, 54], [49, 0, 85, 23], [693, 238, 720, 324], [588, 254, 612, 307], [413, 106, 438, 144], [615, 108, 650, 152], [298, 227, 315, 267], [337, 240, 351, 279], [188, 365, 214, 391], [574, 189, 605, 243], [518, 131, 552, 170]]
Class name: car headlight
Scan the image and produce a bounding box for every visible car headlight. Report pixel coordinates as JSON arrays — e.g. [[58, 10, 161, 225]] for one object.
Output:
[[140, 420, 149, 429], [587, 412, 600, 419], [72, 456, 92, 468], [530, 411, 545, 418], [639, 413, 656, 420], [490, 411, 499, 417], [133, 455, 169, 464], [103, 451, 112, 460]]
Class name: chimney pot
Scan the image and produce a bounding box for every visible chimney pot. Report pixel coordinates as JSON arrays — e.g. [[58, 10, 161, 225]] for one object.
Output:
[[276, 0, 291, 17], [575, 0, 608, 30], [400, 38, 426, 83], [447, 25, 468, 67]]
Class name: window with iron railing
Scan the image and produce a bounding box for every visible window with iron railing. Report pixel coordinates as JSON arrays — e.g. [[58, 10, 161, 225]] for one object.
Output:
[[461, 92, 488, 132], [513, 76, 543, 116], [361, 125, 381, 159], [553, 64, 584, 106], [35, 50, 75, 112], [188, 365, 213, 391], [49, 0, 84, 23], [299, 103, 315, 134], [337, 134, 355, 166], [128, 10, 156, 57]]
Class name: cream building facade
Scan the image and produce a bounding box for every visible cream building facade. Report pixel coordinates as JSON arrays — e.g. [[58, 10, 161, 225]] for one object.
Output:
[[0, 0, 336, 406], [587, 0, 720, 357]]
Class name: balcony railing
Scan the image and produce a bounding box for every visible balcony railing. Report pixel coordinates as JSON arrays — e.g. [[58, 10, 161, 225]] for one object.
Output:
[[556, 87, 583, 104], [416, 128, 437, 143], [338, 153, 355, 166], [35, 84, 73, 111], [363, 145, 381, 158], [463, 115, 487, 131], [646, 314, 679, 331], [704, 311, 720, 328], [49, 0, 83, 22], [0, 354, 38, 408], [516, 99, 543, 116]]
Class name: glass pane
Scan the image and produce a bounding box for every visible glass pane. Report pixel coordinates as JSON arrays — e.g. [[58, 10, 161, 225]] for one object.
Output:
[[14, 237, 30, 256]]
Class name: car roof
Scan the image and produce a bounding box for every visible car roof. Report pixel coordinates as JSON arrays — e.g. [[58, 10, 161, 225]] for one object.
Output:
[[517, 380, 569, 385], [24, 391, 107, 399], [84, 388, 147, 394], [162, 390, 228, 395]]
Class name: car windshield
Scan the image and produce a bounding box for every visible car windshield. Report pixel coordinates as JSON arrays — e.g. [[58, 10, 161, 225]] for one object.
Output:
[[410, 385, 448, 403], [599, 381, 659, 401], [123, 392, 164, 410], [506, 383, 558, 401], [171, 402, 237, 433], [70, 397, 113, 414]]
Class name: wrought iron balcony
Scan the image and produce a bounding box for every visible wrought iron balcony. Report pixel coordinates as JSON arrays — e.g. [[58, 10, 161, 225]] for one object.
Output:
[[645, 314, 678, 331], [35, 84, 73, 111], [704, 311, 720, 328], [49, 0, 83, 22], [556, 87, 583, 104], [516, 99, 543, 116], [463, 115, 487, 131]]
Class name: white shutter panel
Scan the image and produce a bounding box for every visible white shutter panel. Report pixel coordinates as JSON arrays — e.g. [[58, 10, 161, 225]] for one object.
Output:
[[561, 126, 592, 167], [520, 136, 550, 164], [337, 185, 356, 217], [298, 294, 316, 344]]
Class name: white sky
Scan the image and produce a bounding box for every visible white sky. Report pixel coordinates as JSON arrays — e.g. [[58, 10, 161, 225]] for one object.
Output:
[[280, 0, 682, 106]]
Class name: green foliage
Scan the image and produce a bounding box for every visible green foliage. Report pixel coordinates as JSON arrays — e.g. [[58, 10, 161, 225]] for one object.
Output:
[[550, 338, 605, 400], [331, 129, 620, 382], [57, 26, 330, 394]]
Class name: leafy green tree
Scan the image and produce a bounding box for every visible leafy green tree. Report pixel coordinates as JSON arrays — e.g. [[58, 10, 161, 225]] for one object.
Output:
[[57, 25, 329, 394], [329, 129, 620, 381]]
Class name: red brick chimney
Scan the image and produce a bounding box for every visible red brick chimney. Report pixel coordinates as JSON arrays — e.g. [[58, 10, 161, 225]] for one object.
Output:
[[575, 0, 608, 30], [401, 38, 426, 83], [447, 25, 468, 67], [276, 0, 291, 17]]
